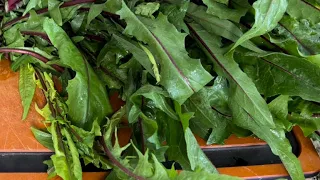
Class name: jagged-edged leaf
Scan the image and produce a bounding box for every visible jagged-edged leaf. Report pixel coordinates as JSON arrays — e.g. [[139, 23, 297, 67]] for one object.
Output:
[[188, 23, 275, 128], [286, 0, 320, 24], [203, 0, 249, 22], [269, 15, 320, 56], [50, 122, 71, 180], [229, 101, 304, 180], [129, 85, 177, 123], [160, 0, 190, 32], [63, 128, 82, 180], [230, 0, 287, 51], [112, 34, 155, 78], [175, 102, 218, 173], [183, 77, 230, 144], [43, 18, 112, 130], [19, 64, 36, 120], [114, 0, 213, 104], [242, 52, 320, 102], [187, 3, 263, 53], [135, 2, 160, 18]]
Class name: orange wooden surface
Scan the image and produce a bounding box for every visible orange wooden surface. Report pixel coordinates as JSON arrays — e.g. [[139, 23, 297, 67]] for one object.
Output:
[[0, 59, 319, 179]]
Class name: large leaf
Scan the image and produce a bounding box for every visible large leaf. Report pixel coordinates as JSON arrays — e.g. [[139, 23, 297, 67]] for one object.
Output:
[[19, 64, 36, 120], [242, 52, 320, 102], [269, 15, 320, 56], [114, 0, 213, 104], [229, 101, 304, 180], [43, 18, 112, 130], [187, 3, 263, 53], [203, 0, 249, 22], [188, 23, 275, 128], [286, 0, 320, 24], [230, 0, 288, 50]]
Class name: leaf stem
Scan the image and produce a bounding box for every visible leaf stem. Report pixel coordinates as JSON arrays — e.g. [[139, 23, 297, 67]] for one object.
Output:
[[20, 31, 51, 43], [0, 48, 64, 72], [3, 0, 96, 29], [99, 136, 146, 180]]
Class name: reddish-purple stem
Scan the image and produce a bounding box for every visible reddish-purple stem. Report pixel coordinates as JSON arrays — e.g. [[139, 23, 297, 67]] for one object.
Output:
[[100, 136, 146, 180], [21, 31, 51, 43], [0, 48, 64, 72], [3, 0, 96, 28]]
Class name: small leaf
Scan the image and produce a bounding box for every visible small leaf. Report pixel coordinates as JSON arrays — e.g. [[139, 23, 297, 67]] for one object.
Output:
[[19, 64, 36, 120], [203, 0, 249, 22], [31, 127, 54, 150], [135, 2, 160, 19], [87, 3, 105, 28], [48, 0, 62, 26]]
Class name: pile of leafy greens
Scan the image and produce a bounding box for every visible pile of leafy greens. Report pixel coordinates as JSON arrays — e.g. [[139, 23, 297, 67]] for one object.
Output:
[[1, 0, 319, 179]]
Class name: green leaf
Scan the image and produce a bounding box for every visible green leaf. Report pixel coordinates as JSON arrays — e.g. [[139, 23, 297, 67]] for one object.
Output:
[[230, 0, 288, 51], [176, 171, 242, 180], [189, 23, 275, 128], [31, 127, 54, 150], [175, 102, 218, 173], [139, 43, 161, 83], [19, 64, 36, 120], [43, 18, 112, 130], [63, 128, 82, 180], [186, 3, 263, 53], [132, 147, 153, 178], [229, 102, 304, 180], [286, 0, 320, 24], [112, 34, 155, 78], [129, 85, 177, 123], [269, 15, 320, 56], [115, 0, 213, 104], [48, 0, 62, 26], [289, 113, 320, 136], [243, 52, 320, 103], [160, 0, 190, 32], [139, 113, 168, 162], [23, 0, 41, 16], [268, 95, 293, 130], [4, 25, 25, 47], [203, 0, 249, 22], [183, 78, 230, 144], [135, 2, 160, 19], [87, 3, 105, 28], [50, 122, 71, 180]]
